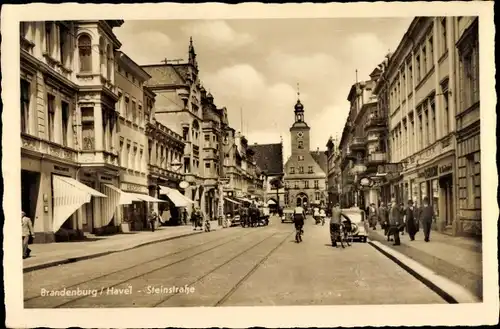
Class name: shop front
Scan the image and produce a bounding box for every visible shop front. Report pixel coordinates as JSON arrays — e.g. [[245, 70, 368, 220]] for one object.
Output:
[[120, 181, 152, 230], [405, 155, 455, 233], [158, 185, 196, 225]]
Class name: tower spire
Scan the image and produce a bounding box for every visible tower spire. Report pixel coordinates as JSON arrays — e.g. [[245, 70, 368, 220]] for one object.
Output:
[[297, 82, 300, 100]]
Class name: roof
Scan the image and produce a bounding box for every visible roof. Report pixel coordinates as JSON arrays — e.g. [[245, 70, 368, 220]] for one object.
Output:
[[249, 143, 284, 176], [141, 65, 186, 86], [310, 150, 328, 174]]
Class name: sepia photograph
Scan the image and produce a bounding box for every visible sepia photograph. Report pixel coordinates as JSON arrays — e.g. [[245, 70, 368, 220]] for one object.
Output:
[[2, 1, 498, 328]]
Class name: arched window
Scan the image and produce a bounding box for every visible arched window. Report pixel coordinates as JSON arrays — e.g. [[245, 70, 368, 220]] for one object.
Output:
[[192, 119, 200, 131], [99, 37, 106, 76], [106, 44, 113, 81], [78, 34, 92, 72]]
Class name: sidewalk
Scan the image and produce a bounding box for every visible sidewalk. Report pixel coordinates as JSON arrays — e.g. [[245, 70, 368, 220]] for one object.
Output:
[[23, 220, 222, 273], [368, 227, 483, 299]]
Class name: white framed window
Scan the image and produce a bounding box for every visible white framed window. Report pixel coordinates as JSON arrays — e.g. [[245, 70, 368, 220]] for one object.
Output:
[[21, 79, 30, 134], [47, 93, 56, 142]]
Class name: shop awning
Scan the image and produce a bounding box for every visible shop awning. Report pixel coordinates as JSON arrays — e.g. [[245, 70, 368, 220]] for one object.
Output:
[[267, 199, 276, 205], [224, 197, 241, 205], [52, 175, 107, 233], [127, 193, 167, 203], [159, 186, 195, 207], [237, 197, 252, 203], [104, 184, 141, 205]]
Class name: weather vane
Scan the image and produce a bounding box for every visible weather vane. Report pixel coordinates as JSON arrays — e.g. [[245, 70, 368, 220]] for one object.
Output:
[[297, 82, 300, 99]]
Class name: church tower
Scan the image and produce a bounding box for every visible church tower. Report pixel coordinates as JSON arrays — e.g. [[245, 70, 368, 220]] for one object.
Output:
[[289, 86, 311, 155]]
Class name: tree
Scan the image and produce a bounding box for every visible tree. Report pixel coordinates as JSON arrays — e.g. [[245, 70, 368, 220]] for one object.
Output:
[[269, 176, 284, 207]]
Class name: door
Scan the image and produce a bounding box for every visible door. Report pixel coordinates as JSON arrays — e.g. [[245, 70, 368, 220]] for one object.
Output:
[[21, 170, 40, 222]]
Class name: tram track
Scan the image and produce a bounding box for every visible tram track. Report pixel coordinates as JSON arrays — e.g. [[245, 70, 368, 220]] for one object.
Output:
[[25, 228, 263, 307], [153, 230, 293, 307]]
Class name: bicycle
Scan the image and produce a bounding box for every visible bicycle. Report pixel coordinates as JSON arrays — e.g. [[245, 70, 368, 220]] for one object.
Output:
[[295, 223, 303, 243]]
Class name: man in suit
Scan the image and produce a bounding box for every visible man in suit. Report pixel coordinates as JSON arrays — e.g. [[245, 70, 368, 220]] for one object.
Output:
[[420, 196, 434, 242], [367, 203, 378, 229], [388, 199, 401, 245], [405, 200, 418, 241]]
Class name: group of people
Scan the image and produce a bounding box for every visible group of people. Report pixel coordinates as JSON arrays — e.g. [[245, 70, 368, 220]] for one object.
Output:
[[367, 197, 435, 245]]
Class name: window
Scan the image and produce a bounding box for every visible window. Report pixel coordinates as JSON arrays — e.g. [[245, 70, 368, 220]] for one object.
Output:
[[132, 101, 137, 122], [183, 127, 189, 141], [461, 44, 480, 110], [148, 141, 152, 165], [59, 23, 69, 67], [424, 107, 429, 147], [418, 114, 423, 150], [120, 140, 124, 166], [431, 100, 436, 143], [429, 35, 434, 64], [440, 18, 447, 55], [45, 22, 53, 55], [81, 107, 95, 151], [107, 44, 113, 81], [466, 155, 476, 207], [205, 162, 210, 168], [298, 155, 304, 161], [304, 181, 309, 189], [78, 34, 92, 72], [422, 46, 427, 73], [126, 144, 131, 169], [138, 105, 143, 125], [134, 147, 138, 171], [308, 166, 313, 174], [117, 92, 123, 114], [298, 140, 304, 149], [442, 85, 449, 135], [205, 134, 210, 141], [61, 101, 70, 147], [408, 63, 413, 90], [314, 180, 319, 188], [47, 94, 55, 142], [416, 55, 421, 82], [125, 97, 130, 119], [315, 192, 320, 201], [299, 166, 304, 174], [21, 79, 30, 134], [294, 181, 299, 189], [290, 167, 295, 174]]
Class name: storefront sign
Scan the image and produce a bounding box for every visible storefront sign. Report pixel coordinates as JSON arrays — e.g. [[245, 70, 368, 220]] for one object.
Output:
[[439, 163, 453, 174], [53, 165, 70, 172], [122, 183, 148, 194], [418, 165, 438, 179], [99, 175, 113, 182], [377, 163, 403, 174]]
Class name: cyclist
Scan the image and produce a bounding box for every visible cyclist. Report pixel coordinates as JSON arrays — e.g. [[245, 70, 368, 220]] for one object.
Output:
[[330, 203, 350, 247], [293, 203, 306, 242]]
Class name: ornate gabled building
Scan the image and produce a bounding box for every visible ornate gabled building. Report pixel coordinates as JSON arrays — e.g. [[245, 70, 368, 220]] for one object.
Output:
[[283, 95, 327, 209], [141, 37, 205, 214]]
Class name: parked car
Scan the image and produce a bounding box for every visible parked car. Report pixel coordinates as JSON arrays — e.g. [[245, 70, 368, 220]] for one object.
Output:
[[341, 207, 368, 242], [281, 208, 295, 223]]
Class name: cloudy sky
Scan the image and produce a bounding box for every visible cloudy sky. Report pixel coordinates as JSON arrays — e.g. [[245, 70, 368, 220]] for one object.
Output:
[[114, 18, 412, 160]]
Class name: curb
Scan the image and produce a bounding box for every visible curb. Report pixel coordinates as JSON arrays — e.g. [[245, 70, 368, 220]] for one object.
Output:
[[23, 230, 203, 273], [368, 240, 480, 304]]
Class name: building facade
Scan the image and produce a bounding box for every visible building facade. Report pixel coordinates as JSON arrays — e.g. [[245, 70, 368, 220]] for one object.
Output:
[[20, 20, 126, 242], [325, 136, 341, 207], [284, 97, 327, 209], [141, 38, 205, 215], [249, 142, 285, 208], [376, 16, 480, 236]]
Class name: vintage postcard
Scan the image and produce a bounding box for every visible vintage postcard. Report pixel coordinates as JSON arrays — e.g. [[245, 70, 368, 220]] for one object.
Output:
[[2, 1, 498, 328]]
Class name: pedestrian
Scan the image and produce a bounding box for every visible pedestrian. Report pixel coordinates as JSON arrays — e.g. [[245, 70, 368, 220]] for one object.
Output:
[[330, 203, 350, 247], [367, 203, 378, 229], [22, 211, 34, 259], [399, 202, 406, 235], [388, 199, 402, 245], [405, 200, 418, 241], [148, 210, 157, 232], [420, 196, 434, 242], [413, 200, 421, 232], [378, 202, 389, 235]]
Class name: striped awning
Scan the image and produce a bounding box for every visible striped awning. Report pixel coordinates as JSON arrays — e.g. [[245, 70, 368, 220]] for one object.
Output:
[[127, 193, 166, 203], [104, 184, 141, 205], [159, 186, 195, 207], [52, 175, 106, 233]]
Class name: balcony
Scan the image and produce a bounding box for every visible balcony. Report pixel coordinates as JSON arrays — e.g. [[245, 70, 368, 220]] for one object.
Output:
[[367, 152, 387, 164], [349, 137, 366, 151], [364, 116, 387, 131]]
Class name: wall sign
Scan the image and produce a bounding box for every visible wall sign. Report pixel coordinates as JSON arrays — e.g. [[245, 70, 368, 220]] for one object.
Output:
[[418, 165, 438, 179], [439, 163, 453, 174], [53, 165, 70, 172], [377, 163, 403, 174], [100, 175, 113, 182]]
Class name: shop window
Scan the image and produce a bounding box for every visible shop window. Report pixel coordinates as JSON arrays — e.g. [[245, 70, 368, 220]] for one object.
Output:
[[47, 93, 56, 142], [78, 34, 92, 72], [21, 79, 30, 134]]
